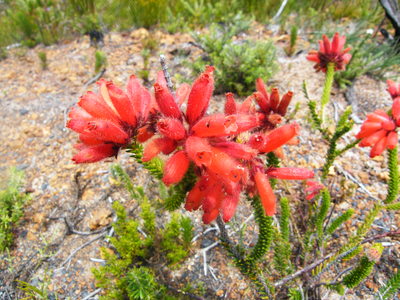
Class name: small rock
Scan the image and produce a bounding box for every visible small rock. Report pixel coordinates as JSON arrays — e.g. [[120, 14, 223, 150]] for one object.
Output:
[[216, 289, 224, 297], [19, 108, 29, 115]]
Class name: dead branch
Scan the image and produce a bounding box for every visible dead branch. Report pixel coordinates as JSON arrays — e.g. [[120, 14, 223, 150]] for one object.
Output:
[[59, 232, 107, 268], [159, 54, 175, 96]]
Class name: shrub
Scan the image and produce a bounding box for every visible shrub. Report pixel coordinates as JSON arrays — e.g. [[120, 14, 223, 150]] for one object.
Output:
[[0, 167, 30, 252], [94, 50, 107, 73], [92, 165, 194, 299], [191, 14, 278, 95]]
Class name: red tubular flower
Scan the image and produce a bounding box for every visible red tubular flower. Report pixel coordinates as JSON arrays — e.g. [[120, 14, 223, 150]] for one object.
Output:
[[162, 151, 190, 186], [254, 171, 276, 216], [157, 118, 186, 140], [213, 142, 257, 160], [126, 75, 152, 122], [72, 144, 118, 163], [154, 82, 181, 119], [186, 66, 215, 125], [267, 167, 314, 180], [221, 194, 240, 222], [142, 137, 177, 162], [185, 176, 208, 211], [306, 32, 352, 72], [305, 181, 324, 201], [387, 80, 400, 100], [185, 136, 213, 167], [225, 93, 237, 115], [249, 123, 300, 153]]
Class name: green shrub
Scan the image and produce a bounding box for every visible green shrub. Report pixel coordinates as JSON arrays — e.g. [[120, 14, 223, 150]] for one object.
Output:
[[94, 50, 107, 73], [38, 51, 47, 70], [191, 14, 278, 95], [0, 167, 30, 252], [92, 165, 194, 299], [4, 0, 69, 47]]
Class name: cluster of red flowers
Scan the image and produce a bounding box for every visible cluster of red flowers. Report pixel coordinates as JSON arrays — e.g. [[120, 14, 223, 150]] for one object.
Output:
[[68, 67, 315, 223], [356, 80, 400, 157]]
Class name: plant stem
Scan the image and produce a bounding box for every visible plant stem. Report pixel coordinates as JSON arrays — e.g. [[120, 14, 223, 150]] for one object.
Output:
[[385, 146, 399, 204], [321, 63, 335, 123]]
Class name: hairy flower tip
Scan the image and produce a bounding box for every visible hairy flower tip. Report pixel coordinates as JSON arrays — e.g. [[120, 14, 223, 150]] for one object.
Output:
[[186, 66, 215, 125], [254, 171, 276, 216], [221, 194, 240, 223], [307, 32, 352, 72], [176, 83, 191, 106], [72, 144, 118, 163], [154, 82, 181, 119], [225, 93, 237, 115], [162, 151, 190, 186], [267, 167, 314, 180], [387, 80, 400, 100], [257, 122, 300, 153], [256, 78, 269, 102], [305, 180, 324, 201], [157, 118, 186, 140], [142, 137, 176, 162], [277, 91, 294, 116], [126, 75, 152, 122]]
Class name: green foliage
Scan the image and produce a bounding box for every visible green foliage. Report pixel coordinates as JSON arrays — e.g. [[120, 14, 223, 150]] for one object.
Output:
[[326, 209, 354, 236], [37, 51, 47, 70], [191, 15, 278, 95], [378, 269, 400, 300], [94, 165, 194, 298], [288, 288, 303, 300], [274, 198, 292, 275], [385, 202, 400, 211], [0, 167, 29, 252], [285, 25, 298, 56], [315, 189, 330, 245], [94, 50, 107, 74], [126, 267, 159, 300], [161, 213, 193, 265], [128, 0, 169, 28], [163, 165, 197, 211], [128, 143, 164, 180], [247, 196, 274, 263], [342, 256, 375, 288], [266, 152, 280, 188], [92, 201, 186, 298], [17, 268, 57, 300], [385, 147, 399, 204]]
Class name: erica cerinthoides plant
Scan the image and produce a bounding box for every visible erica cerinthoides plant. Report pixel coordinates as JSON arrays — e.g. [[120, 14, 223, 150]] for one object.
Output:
[[305, 33, 357, 180]]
